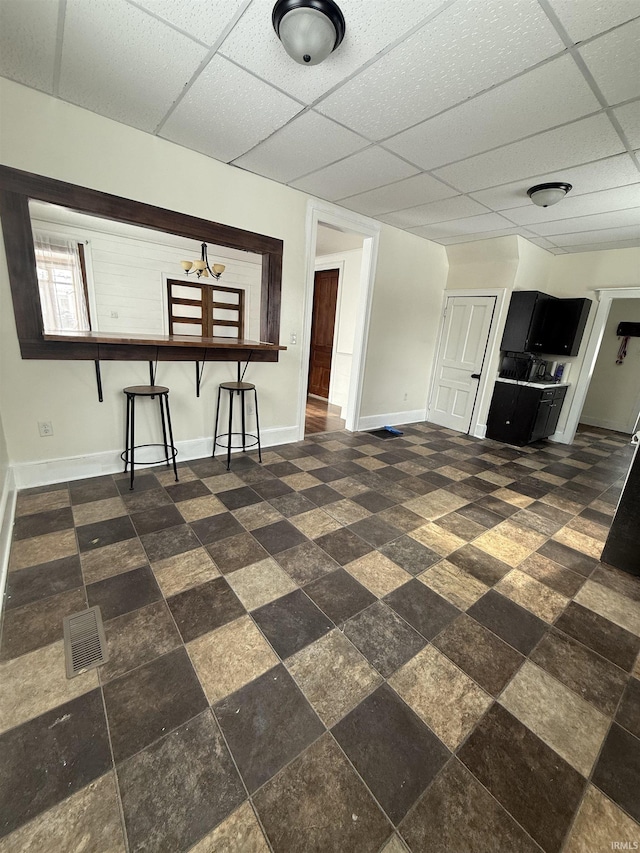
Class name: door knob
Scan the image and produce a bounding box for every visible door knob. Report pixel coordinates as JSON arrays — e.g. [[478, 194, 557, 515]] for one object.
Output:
[[471, 373, 481, 379]]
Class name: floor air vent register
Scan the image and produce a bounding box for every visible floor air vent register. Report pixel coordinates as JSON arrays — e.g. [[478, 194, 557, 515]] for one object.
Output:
[[63, 606, 108, 678]]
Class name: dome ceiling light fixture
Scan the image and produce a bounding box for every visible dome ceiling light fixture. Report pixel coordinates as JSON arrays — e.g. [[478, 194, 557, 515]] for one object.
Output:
[[527, 182, 573, 208], [272, 0, 346, 66]]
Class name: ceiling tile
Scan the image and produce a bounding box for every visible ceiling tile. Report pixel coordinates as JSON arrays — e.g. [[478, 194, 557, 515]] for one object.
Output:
[[160, 55, 302, 162], [527, 207, 640, 237], [290, 147, 419, 201], [408, 212, 516, 241], [434, 227, 522, 245], [338, 174, 457, 217], [562, 238, 640, 252], [59, 0, 208, 132], [384, 55, 600, 171], [547, 225, 640, 247], [0, 0, 59, 93], [380, 196, 489, 229], [434, 114, 625, 192], [233, 110, 368, 183], [526, 237, 557, 250], [132, 0, 248, 46], [219, 0, 445, 105], [502, 184, 640, 225], [316, 0, 564, 140], [579, 18, 640, 105], [614, 100, 640, 148], [546, 0, 639, 43], [469, 152, 640, 211]]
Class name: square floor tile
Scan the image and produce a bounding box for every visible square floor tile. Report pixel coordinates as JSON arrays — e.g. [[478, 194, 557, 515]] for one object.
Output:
[[458, 703, 586, 853], [252, 589, 333, 659], [500, 660, 609, 777], [467, 590, 547, 655], [418, 560, 489, 610], [0, 587, 87, 661], [616, 677, 640, 739], [399, 758, 541, 853], [80, 538, 148, 585], [380, 535, 441, 576], [518, 552, 585, 598], [275, 540, 340, 585], [206, 532, 269, 574], [177, 494, 226, 522], [575, 580, 640, 637], [13, 506, 74, 541], [253, 733, 391, 853], [530, 628, 627, 716], [226, 557, 298, 611], [188, 615, 278, 704], [384, 579, 459, 640], [289, 508, 342, 539], [495, 568, 569, 623], [332, 682, 450, 824], [537, 540, 597, 577], [151, 547, 219, 597], [104, 647, 208, 764], [389, 645, 492, 751], [5, 554, 82, 611], [300, 484, 342, 507], [76, 516, 136, 553], [217, 486, 262, 511], [100, 600, 181, 683], [267, 492, 314, 517], [190, 512, 245, 546], [190, 800, 269, 853], [592, 723, 640, 823], [70, 476, 119, 504], [233, 501, 284, 531], [563, 784, 640, 853], [167, 576, 245, 642], [433, 613, 524, 697], [0, 689, 112, 839], [251, 520, 308, 555], [409, 523, 465, 558], [15, 488, 69, 517], [164, 479, 210, 503], [118, 710, 245, 853], [377, 505, 425, 533], [140, 524, 202, 561], [305, 568, 376, 624], [130, 504, 184, 536], [87, 565, 161, 622], [345, 551, 411, 598], [9, 529, 77, 572], [347, 516, 403, 547], [215, 664, 324, 792], [315, 528, 372, 566], [287, 630, 382, 727], [122, 487, 173, 514], [555, 602, 640, 671], [343, 601, 427, 678]]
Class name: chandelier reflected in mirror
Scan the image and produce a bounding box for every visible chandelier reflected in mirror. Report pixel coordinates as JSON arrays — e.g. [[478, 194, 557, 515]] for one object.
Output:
[[181, 242, 225, 280]]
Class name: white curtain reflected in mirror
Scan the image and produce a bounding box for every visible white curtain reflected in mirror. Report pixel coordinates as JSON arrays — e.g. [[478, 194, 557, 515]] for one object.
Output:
[[33, 232, 90, 333]]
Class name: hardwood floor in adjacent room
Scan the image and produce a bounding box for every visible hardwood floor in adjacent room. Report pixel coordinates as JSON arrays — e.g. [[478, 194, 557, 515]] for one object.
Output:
[[305, 396, 345, 435]]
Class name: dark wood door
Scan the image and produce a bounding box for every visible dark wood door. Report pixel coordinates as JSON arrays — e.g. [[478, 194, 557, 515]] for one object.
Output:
[[308, 268, 339, 399]]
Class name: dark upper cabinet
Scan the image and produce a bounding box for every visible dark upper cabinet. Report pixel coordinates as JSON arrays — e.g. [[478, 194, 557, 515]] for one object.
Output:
[[500, 291, 592, 356], [500, 291, 551, 353]]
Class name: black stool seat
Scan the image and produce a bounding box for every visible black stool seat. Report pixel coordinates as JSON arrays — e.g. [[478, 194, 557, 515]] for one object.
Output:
[[213, 381, 262, 470], [122, 385, 178, 490]]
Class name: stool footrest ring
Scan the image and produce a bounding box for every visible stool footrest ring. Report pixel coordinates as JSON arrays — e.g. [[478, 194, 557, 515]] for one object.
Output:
[[120, 443, 178, 466], [214, 432, 260, 451]]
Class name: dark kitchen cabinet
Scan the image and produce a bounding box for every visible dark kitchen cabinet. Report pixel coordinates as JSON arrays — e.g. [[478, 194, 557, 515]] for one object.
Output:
[[500, 291, 591, 356], [486, 381, 567, 446]]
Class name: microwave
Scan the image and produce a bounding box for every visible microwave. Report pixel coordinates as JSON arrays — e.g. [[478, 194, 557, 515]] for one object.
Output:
[[499, 353, 554, 382]]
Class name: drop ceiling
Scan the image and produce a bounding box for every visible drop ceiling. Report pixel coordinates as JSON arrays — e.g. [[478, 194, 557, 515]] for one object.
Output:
[[1, 0, 639, 253]]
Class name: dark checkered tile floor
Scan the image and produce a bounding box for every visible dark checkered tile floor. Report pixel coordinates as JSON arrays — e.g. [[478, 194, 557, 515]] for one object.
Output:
[[1, 423, 639, 852]]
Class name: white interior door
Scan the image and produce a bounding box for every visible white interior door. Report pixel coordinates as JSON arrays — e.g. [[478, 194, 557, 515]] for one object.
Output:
[[428, 295, 496, 433]]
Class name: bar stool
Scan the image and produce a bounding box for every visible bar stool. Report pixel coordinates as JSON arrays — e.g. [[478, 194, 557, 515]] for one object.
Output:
[[213, 381, 262, 471], [121, 385, 178, 490]]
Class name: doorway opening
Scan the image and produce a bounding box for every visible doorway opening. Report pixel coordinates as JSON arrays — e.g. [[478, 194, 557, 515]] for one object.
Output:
[[299, 202, 380, 439]]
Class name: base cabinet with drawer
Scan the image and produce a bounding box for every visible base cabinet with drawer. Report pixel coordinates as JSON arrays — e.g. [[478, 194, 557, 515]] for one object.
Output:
[[486, 382, 568, 446]]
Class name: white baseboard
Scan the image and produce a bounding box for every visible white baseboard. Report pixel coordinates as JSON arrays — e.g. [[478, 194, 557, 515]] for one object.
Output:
[[356, 410, 426, 432], [0, 466, 17, 629], [577, 415, 633, 435], [12, 426, 301, 489], [473, 423, 487, 439]]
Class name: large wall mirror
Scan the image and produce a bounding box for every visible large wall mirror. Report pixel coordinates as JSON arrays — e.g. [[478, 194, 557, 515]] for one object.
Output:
[[0, 165, 283, 363]]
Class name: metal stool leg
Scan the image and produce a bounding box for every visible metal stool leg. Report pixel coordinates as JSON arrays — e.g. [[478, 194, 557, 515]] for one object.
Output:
[[254, 387, 262, 463], [124, 393, 131, 474], [241, 389, 247, 452], [226, 389, 233, 471], [159, 393, 170, 468], [129, 395, 136, 491], [164, 393, 179, 483], [213, 385, 222, 458]]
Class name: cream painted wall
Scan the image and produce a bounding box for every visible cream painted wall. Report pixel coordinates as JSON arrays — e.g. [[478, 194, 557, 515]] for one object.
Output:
[[360, 227, 448, 418], [581, 299, 640, 433], [445, 236, 519, 292]]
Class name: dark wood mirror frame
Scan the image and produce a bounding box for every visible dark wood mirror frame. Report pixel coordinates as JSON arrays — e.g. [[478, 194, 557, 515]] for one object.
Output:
[[0, 164, 284, 363]]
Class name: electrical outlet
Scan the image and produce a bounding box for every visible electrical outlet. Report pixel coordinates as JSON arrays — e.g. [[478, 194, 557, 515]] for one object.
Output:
[[290, 332, 297, 345], [110, 311, 119, 319], [38, 421, 53, 437]]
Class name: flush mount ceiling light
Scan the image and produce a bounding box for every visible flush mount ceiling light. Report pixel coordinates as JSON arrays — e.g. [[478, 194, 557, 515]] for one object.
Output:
[[180, 243, 225, 280], [527, 182, 573, 208], [272, 0, 345, 66]]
